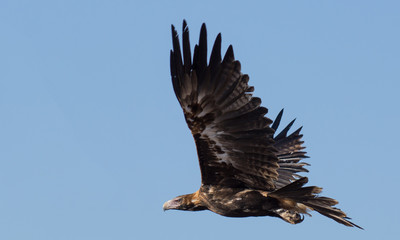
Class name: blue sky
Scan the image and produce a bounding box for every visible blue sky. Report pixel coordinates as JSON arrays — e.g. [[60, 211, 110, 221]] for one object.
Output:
[[1, 0, 399, 239]]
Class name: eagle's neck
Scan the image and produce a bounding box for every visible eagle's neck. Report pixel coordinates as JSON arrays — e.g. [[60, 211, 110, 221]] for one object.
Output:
[[180, 190, 206, 211]]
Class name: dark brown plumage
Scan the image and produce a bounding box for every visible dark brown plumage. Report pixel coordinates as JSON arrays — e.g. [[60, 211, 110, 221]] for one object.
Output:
[[163, 20, 362, 229]]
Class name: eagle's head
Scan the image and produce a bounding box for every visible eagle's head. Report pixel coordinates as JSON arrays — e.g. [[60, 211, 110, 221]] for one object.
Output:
[[163, 192, 206, 211]]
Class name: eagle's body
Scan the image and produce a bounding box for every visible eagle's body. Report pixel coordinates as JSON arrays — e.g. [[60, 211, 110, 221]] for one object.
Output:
[[164, 20, 361, 229], [190, 187, 274, 217]]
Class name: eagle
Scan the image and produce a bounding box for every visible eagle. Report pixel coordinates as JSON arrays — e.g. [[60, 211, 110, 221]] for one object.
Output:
[[163, 20, 361, 229]]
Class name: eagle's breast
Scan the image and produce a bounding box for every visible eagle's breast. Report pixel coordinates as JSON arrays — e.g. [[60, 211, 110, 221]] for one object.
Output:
[[199, 185, 276, 217]]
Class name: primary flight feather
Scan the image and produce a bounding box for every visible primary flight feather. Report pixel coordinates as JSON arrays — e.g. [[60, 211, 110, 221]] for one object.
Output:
[[164, 20, 361, 229]]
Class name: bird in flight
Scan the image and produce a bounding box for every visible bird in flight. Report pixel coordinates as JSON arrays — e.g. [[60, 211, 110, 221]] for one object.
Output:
[[164, 20, 361, 229]]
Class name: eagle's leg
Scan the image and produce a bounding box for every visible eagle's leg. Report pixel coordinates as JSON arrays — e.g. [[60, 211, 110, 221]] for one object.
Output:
[[271, 208, 304, 224]]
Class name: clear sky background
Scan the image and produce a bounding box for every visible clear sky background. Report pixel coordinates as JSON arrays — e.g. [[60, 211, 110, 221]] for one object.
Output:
[[1, 0, 399, 239]]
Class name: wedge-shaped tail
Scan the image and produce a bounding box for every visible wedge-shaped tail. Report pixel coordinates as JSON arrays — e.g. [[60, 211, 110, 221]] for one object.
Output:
[[270, 177, 363, 229]]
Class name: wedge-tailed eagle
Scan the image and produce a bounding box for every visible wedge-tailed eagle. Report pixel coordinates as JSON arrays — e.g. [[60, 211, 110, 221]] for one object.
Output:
[[163, 20, 361, 229]]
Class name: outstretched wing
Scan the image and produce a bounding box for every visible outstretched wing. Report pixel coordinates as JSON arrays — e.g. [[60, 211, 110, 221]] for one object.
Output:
[[271, 109, 310, 189], [170, 21, 279, 191]]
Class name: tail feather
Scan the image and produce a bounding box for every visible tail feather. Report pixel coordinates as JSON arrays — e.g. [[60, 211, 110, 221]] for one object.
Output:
[[270, 177, 363, 229], [304, 201, 363, 229]]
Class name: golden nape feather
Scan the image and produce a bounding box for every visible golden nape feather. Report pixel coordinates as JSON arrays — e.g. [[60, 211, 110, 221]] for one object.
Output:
[[164, 20, 362, 229]]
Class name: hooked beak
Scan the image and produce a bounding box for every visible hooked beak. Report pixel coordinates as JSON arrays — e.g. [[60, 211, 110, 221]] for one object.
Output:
[[162, 200, 170, 211], [163, 198, 179, 211]]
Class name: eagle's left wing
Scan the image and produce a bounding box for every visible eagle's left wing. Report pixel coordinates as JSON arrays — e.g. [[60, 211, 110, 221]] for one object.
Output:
[[271, 110, 310, 189], [170, 21, 279, 190]]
